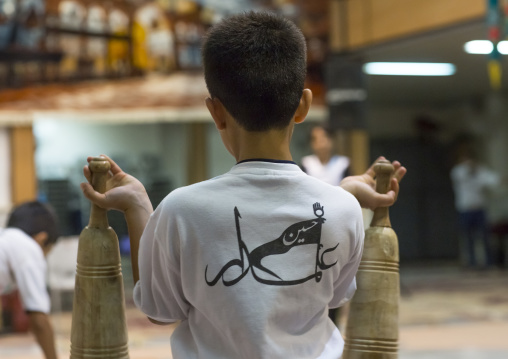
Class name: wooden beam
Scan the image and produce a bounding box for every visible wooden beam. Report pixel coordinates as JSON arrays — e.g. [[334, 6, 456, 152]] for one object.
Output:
[[329, 1, 370, 175], [329, 0, 348, 51], [349, 129, 369, 175], [186, 123, 208, 185], [0, 128, 11, 211], [335, 129, 370, 175], [10, 126, 37, 205]]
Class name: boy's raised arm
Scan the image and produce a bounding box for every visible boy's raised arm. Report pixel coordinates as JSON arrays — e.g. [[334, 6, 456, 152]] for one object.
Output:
[[80, 155, 153, 284], [340, 157, 407, 210]]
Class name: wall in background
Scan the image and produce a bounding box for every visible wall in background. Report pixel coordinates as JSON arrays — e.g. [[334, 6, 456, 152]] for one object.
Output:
[[33, 118, 319, 203], [34, 120, 188, 186], [31, 102, 507, 261], [365, 96, 508, 262], [367, 97, 508, 176]]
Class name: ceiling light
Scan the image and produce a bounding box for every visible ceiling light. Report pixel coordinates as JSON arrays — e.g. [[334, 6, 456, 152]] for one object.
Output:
[[497, 41, 508, 54], [363, 62, 456, 76], [464, 40, 494, 54], [463, 40, 508, 55], [2, 1, 15, 16]]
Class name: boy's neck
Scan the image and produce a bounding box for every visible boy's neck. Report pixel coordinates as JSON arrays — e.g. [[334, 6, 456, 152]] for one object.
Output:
[[317, 153, 332, 165], [234, 127, 294, 163]]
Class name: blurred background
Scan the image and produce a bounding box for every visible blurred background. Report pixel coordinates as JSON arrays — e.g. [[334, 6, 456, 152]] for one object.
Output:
[[0, 0, 507, 358]]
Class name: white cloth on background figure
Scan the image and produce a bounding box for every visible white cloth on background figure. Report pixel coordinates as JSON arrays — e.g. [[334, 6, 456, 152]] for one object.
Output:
[[301, 155, 350, 187], [450, 161, 501, 212], [134, 160, 364, 359]]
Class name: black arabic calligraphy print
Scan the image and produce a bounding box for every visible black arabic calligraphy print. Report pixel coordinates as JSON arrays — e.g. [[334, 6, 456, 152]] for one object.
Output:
[[205, 203, 339, 287]]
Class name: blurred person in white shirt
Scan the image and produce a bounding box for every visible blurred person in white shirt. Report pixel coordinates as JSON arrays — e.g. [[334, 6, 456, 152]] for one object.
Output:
[[451, 146, 501, 269], [0, 201, 59, 359], [301, 124, 350, 186]]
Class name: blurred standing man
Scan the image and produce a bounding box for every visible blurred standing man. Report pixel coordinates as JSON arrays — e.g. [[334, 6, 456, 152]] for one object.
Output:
[[451, 150, 501, 269], [0, 201, 59, 359], [301, 125, 350, 186]]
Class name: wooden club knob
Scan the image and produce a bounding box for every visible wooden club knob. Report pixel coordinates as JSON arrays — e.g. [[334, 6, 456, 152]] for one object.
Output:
[[88, 157, 110, 229], [370, 159, 395, 228]]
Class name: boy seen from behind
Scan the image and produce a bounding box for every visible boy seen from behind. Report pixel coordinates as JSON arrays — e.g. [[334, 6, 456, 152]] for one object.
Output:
[[81, 12, 405, 359]]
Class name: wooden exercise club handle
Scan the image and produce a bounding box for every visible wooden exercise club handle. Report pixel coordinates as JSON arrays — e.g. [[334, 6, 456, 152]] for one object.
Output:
[[70, 157, 130, 359], [343, 159, 399, 359]]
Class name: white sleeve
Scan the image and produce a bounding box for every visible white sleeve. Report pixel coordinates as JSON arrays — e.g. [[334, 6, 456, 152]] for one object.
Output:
[[481, 168, 501, 188], [12, 254, 50, 314], [133, 209, 189, 323], [329, 216, 364, 308]]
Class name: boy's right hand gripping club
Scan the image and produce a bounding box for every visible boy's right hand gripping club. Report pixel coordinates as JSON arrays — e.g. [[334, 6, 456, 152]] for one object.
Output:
[[70, 157, 130, 359]]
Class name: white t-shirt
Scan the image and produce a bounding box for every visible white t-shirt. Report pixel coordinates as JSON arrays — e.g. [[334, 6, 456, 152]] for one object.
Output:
[[0, 228, 51, 313], [301, 155, 350, 186], [134, 160, 364, 359], [450, 161, 501, 212]]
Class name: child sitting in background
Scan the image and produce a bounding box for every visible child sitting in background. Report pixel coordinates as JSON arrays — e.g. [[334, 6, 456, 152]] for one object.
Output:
[[0, 201, 59, 359]]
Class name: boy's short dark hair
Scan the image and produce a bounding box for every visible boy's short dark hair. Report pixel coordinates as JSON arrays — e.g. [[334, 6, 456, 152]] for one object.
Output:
[[7, 201, 59, 246], [203, 11, 307, 132]]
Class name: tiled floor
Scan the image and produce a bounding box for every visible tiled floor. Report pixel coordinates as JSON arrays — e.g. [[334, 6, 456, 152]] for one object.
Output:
[[397, 265, 508, 359], [1, 265, 507, 358]]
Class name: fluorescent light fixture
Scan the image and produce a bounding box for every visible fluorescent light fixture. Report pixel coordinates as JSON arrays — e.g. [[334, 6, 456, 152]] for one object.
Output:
[[464, 40, 508, 54], [464, 40, 494, 54], [363, 62, 456, 76], [497, 41, 508, 54]]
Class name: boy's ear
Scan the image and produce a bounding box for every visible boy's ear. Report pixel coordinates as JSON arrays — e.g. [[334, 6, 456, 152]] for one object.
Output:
[[294, 89, 313, 124], [206, 97, 227, 130], [32, 231, 48, 247]]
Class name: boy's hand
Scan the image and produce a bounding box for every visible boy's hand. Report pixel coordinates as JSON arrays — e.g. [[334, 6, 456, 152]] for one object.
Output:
[[81, 155, 153, 285], [340, 157, 407, 210], [80, 155, 152, 214]]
